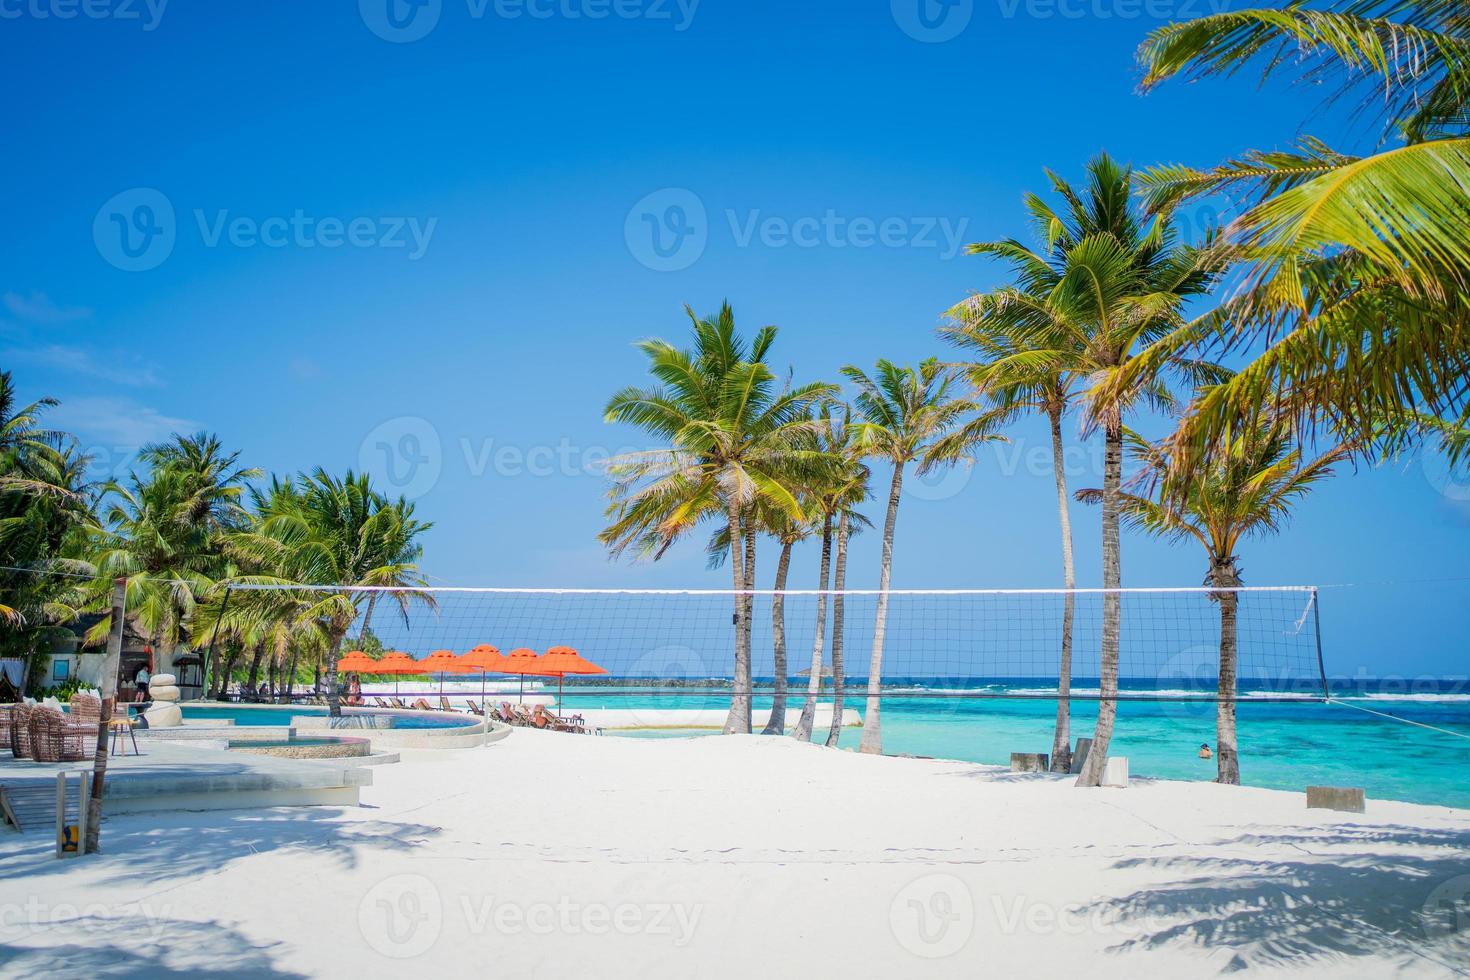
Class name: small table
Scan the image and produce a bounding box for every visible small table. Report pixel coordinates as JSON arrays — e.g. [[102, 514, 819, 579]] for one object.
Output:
[[108, 717, 140, 756]]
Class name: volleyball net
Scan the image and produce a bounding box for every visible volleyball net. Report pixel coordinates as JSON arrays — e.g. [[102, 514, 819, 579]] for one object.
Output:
[[215, 584, 1328, 702]]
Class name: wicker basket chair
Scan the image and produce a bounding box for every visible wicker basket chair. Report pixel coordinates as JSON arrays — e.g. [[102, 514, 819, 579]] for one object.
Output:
[[30, 706, 87, 762], [66, 693, 102, 753], [9, 703, 34, 759]]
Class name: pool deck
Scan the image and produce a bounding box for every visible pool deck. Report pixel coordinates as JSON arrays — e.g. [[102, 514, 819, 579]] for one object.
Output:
[[0, 739, 371, 834]]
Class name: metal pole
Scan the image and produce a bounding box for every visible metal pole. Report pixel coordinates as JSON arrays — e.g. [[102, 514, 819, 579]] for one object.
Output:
[[1312, 587, 1328, 699]]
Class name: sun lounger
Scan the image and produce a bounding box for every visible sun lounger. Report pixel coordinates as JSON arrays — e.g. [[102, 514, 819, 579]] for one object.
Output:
[[410, 698, 434, 711], [390, 698, 409, 709], [465, 701, 485, 716], [439, 697, 455, 712]]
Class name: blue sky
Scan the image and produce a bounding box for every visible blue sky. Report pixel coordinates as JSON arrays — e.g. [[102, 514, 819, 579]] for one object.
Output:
[[2, 0, 1466, 678]]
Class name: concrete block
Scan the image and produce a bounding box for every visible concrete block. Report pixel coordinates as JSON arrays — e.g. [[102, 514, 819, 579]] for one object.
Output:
[[1306, 786, 1365, 813], [1069, 738, 1092, 774], [1102, 757, 1129, 788], [1010, 752, 1049, 773]]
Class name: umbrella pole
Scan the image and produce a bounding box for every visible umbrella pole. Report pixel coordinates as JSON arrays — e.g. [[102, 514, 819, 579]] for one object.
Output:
[[519, 673, 524, 704]]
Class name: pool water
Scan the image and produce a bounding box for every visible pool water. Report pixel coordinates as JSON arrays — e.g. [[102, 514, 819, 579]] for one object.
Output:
[[177, 705, 469, 729]]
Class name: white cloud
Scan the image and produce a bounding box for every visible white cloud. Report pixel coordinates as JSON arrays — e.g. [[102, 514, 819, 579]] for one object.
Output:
[[3, 291, 92, 324], [49, 397, 199, 450], [8, 344, 159, 387]]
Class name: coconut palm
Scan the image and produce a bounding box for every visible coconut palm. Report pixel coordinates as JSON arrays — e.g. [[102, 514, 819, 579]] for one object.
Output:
[[793, 408, 871, 742], [229, 470, 431, 716], [1134, 0, 1470, 468], [601, 303, 835, 734], [964, 155, 1225, 786], [1078, 423, 1349, 783], [842, 358, 976, 754], [941, 301, 1084, 772]]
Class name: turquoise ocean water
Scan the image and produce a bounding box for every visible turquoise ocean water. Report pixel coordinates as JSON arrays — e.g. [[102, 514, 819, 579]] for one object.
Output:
[[559, 682, 1470, 810]]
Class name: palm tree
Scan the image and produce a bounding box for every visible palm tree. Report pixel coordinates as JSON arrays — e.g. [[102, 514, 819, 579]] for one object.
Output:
[[842, 358, 976, 754], [1078, 424, 1349, 783], [941, 303, 1084, 771], [1134, 1, 1470, 468], [793, 408, 871, 741], [602, 303, 835, 734], [231, 470, 431, 716], [966, 155, 1224, 786]]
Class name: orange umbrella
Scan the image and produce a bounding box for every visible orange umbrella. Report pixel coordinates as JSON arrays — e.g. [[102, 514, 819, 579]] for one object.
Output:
[[420, 648, 474, 696], [336, 651, 376, 673], [372, 651, 422, 696], [503, 647, 552, 703], [460, 645, 507, 718], [540, 646, 608, 712]]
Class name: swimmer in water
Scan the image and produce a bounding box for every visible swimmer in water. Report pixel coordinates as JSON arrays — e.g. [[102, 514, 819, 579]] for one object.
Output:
[[1199, 743, 1213, 760]]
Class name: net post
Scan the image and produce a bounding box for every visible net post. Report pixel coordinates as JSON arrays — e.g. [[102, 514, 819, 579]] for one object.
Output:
[[1312, 587, 1327, 700]]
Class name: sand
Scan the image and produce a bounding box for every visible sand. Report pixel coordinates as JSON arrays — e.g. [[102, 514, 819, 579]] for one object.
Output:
[[2, 732, 1468, 978]]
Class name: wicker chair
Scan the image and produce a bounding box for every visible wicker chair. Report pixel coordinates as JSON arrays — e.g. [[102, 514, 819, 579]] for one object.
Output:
[[66, 693, 101, 753], [30, 706, 88, 763], [9, 703, 34, 759], [0, 704, 11, 752]]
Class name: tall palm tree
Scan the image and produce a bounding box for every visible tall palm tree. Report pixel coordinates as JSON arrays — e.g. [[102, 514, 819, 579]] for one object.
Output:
[[1078, 424, 1349, 783], [231, 470, 431, 715], [969, 155, 1225, 785], [941, 304, 1084, 771], [1134, 0, 1470, 469], [793, 408, 871, 742], [602, 303, 835, 734], [842, 358, 976, 754]]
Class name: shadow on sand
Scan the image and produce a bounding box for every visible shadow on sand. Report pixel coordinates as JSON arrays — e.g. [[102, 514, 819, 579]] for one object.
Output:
[[1089, 823, 1470, 973]]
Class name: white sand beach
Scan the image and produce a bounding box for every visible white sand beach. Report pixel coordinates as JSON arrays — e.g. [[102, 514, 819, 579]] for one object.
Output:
[[2, 732, 1468, 978]]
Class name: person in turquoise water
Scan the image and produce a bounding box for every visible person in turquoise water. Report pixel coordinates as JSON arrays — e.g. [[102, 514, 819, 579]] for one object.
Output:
[[1199, 743, 1213, 760]]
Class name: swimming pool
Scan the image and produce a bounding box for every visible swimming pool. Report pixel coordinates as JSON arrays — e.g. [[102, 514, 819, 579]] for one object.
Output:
[[177, 704, 470, 729]]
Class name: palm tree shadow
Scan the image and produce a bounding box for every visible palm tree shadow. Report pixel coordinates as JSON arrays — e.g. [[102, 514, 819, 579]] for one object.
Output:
[[1088, 824, 1470, 972], [0, 807, 442, 886], [0, 917, 307, 977]]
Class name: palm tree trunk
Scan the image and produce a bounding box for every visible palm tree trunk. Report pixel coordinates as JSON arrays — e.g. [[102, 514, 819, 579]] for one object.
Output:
[[1049, 405, 1077, 773], [213, 645, 241, 699], [1214, 562, 1241, 785], [722, 501, 751, 734], [284, 645, 302, 704], [1078, 422, 1123, 787], [824, 511, 850, 748], [860, 463, 904, 755], [761, 538, 794, 734], [324, 629, 344, 716], [794, 511, 833, 741], [245, 641, 266, 698]]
